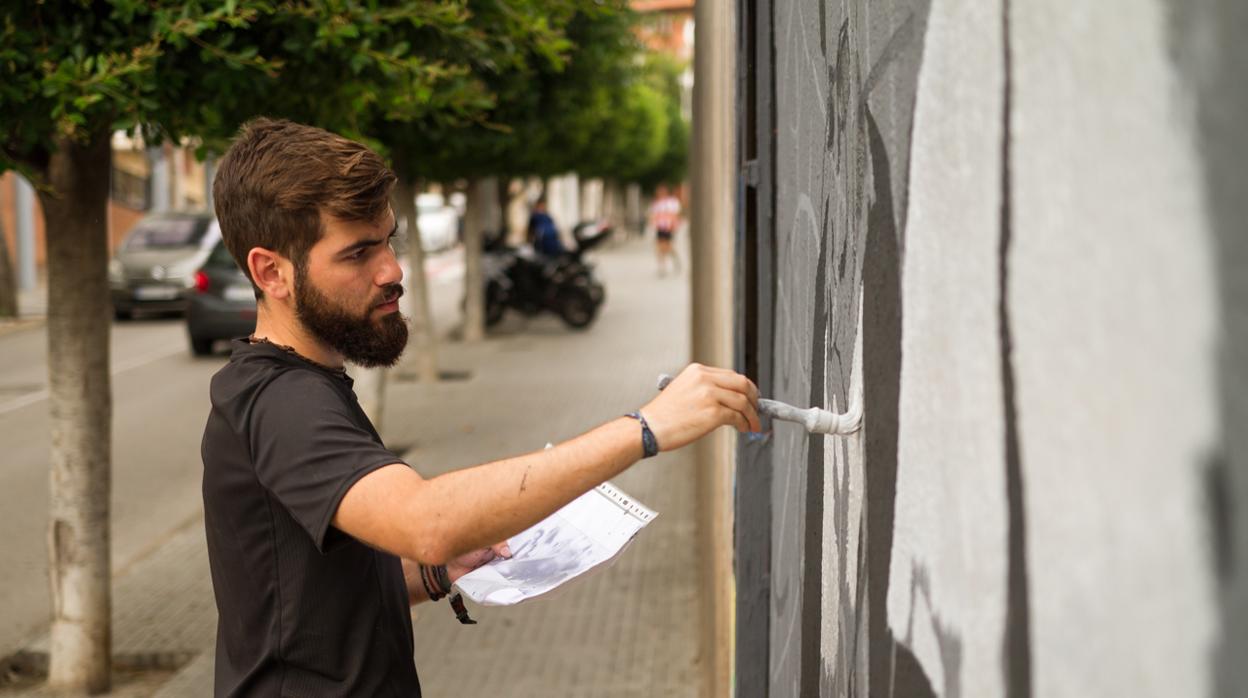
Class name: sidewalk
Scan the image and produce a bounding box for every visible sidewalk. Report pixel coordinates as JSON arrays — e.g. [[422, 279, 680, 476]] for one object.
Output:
[[2, 236, 705, 696]]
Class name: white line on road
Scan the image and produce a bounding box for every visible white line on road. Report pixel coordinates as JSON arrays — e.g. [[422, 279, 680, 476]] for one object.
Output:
[[0, 343, 187, 416]]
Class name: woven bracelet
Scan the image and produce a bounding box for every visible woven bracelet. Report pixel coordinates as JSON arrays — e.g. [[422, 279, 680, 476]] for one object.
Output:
[[433, 564, 453, 596], [419, 564, 446, 602]]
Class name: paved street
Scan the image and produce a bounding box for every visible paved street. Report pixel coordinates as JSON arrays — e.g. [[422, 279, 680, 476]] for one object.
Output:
[[0, 235, 706, 696]]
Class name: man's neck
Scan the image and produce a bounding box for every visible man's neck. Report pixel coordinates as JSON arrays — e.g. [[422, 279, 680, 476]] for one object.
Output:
[[252, 306, 344, 369]]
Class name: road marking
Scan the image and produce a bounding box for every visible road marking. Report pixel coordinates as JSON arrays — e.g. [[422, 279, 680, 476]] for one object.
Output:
[[0, 343, 186, 416]]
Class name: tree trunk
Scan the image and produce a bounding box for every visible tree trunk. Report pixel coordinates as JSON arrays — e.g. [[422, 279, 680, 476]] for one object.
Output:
[[579, 178, 603, 220], [604, 180, 627, 243], [496, 178, 510, 225], [393, 177, 439, 383], [626, 182, 643, 236], [0, 207, 17, 318], [461, 178, 497, 343], [37, 131, 113, 693], [170, 144, 185, 210]]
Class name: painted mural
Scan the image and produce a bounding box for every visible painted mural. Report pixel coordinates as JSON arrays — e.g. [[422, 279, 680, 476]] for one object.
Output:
[[738, 0, 1245, 696]]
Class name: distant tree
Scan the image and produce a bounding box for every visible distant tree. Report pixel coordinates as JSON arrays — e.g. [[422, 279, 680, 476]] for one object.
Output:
[[380, 3, 653, 339], [582, 78, 669, 183], [367, 0, 576, 358], [635, 55, 690, 192], [0, 2, 481, 690], [369, 0, 640, 341]]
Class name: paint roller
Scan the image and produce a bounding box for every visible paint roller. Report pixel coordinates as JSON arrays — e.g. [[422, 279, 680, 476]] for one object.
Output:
[[656, 374, 862, 436]]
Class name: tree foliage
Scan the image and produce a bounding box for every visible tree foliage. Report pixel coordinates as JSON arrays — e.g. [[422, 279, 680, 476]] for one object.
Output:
[[635, 53, 689, 191], [0, 2, 558, 689], [370, 0, 580, 182], [0, 0, 489, 176], [371, 0, 669, 187]]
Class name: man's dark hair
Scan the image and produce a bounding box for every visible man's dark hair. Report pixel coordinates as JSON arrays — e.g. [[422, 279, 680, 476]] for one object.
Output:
[[213, 118, 397, 297]]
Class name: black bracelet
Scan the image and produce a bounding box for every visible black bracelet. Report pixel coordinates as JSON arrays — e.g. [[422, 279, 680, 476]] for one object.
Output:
[[433, 564, 453, 597], [419, 564, 446, 602], [625, 412, 659, 458]]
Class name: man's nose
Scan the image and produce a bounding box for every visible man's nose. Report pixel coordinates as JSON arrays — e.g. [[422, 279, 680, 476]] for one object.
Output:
[[375, 246, 403, 287]]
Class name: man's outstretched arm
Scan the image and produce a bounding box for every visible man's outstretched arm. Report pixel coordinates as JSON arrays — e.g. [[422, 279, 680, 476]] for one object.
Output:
[[333, 363, 759, 566]]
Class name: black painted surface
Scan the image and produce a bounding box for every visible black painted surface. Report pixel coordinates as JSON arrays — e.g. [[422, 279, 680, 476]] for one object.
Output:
[[735, 0, 777, 692], [734, 0, 773, 689], [997, 3, 1033, 696], [750, 1, 932, 695]]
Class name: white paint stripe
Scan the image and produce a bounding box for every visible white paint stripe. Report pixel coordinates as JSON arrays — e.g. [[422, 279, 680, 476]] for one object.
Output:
[[111, 344, 186, 374], [0, 343, 185, 416], [0, 390, 48, 416]]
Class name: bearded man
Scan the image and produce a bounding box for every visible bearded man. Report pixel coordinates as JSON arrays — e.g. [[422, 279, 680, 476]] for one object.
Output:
[[200, 118, 760, 697]]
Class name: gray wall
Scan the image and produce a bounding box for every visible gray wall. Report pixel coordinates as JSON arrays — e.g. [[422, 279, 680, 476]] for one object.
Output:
[[735, 0, 1247, 695]]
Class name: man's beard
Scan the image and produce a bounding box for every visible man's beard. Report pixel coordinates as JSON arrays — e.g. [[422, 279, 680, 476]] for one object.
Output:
[[294, 268, 408, 368]]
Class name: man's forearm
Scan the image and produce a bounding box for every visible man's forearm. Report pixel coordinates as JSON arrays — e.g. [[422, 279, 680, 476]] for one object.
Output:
[[337, 416, 643, 566], [407, 416, 643, 562], [336, 363, 760, 568], [419, 417, 638, 559]]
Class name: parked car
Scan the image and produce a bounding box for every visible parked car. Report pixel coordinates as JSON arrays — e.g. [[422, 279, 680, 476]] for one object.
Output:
[[416, 192, 460, 252], [109, 212, 220, 319], [186, 240, 257, 356]]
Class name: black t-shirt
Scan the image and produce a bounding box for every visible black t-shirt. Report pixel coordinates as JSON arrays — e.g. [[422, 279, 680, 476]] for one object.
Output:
[[201, 339, 420, 697]]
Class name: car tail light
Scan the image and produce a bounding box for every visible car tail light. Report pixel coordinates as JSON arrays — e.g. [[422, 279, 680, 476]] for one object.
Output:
[[193, 270, 210, 294]]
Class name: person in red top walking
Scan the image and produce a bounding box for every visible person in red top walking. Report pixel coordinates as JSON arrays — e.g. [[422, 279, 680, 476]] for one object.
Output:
[[647, 184, 683, 276]]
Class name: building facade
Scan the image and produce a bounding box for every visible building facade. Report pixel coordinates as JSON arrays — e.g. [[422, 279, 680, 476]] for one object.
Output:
[[2, 136, 210, 286]]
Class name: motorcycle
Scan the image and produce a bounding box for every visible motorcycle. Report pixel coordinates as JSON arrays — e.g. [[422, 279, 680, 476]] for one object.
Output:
[[483, 219, 610, 329]]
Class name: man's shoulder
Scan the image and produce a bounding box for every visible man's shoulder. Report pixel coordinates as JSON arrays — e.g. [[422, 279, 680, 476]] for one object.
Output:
[[210, 347, 347, 419]]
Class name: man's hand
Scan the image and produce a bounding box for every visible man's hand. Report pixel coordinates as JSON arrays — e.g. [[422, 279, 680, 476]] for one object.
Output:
[[638, 363, 760, 452], [447, 541, 513, 583]]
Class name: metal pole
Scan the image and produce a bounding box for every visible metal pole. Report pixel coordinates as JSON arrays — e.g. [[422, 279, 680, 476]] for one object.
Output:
[[691, 1, 736, 694], [15, 175, 36, 291]]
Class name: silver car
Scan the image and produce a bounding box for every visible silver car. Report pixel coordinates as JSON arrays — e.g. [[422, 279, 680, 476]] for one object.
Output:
[[108, 212, 220, 319]]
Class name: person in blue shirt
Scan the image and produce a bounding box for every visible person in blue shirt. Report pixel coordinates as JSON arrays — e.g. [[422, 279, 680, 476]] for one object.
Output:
[[527, 197, 566, 257]]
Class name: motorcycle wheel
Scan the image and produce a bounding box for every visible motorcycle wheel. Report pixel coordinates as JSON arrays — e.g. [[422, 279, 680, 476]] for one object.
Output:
[[557, 287, 599, 329]]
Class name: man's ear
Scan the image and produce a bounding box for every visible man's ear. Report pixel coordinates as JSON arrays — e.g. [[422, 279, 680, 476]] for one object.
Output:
[[247, 247, 293, 300]]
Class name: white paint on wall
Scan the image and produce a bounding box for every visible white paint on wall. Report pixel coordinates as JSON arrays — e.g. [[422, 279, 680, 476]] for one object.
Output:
[[885, 2, 1009, 696], [821, 299, 866, 684], [1010, 1, 1219, 695]]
